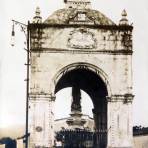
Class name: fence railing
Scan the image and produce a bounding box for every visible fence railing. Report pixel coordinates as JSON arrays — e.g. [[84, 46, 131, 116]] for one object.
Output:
[[55, 129, 107, 148]]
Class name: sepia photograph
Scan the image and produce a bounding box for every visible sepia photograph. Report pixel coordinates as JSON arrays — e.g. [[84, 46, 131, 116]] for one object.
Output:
[[0, 0, 148, 147]]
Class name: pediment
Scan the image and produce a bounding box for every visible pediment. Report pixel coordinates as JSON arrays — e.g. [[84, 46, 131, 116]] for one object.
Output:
[[69, 11, 95, 24], [44, 9, 115, 25]]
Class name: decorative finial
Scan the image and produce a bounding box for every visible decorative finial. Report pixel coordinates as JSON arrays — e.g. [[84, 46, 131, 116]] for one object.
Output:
[[64, 0, 67, 3], [36, 6, 41, 16], [119, 9, 129, 25], [122, 9, 127, 17], [33, 6, 42, 23]]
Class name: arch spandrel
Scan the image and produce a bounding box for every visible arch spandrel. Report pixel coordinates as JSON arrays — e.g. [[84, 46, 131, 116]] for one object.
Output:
[[50, 62, 112, 97]]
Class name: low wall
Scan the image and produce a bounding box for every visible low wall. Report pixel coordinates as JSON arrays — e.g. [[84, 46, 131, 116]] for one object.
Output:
[[133, 135, 148, 148]]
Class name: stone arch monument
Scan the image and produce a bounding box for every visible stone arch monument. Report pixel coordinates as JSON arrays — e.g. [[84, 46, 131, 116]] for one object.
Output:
[[29, 0, 134, 147]]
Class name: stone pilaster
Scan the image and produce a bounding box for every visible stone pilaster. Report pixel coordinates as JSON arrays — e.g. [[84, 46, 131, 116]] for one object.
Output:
[[107, 94, 134, 148], [29, 93, 55, 148]]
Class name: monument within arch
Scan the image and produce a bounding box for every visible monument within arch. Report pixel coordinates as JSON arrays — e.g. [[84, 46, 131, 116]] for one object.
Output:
[[29, 0, 134, 147]]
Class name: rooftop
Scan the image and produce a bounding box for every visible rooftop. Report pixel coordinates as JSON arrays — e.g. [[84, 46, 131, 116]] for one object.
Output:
[[44, 8, 116, 25]]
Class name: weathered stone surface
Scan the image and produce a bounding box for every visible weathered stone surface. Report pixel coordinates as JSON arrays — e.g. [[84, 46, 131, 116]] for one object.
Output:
[[30, 26, 132, 52], [29, 0, 134, 147], [44, 8, 115, 25]]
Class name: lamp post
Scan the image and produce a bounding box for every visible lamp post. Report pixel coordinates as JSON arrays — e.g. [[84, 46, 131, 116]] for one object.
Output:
[[11, 19, 30, 148]]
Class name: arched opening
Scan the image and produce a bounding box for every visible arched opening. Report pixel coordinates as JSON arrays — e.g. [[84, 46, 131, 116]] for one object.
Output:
[[55, 88, 93, 119], [54, 67, 108, 147]]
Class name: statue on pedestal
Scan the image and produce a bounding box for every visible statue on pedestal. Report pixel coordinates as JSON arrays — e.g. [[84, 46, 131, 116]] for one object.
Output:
[[67, 86, 86, 129], [71, 86, 82, 112]]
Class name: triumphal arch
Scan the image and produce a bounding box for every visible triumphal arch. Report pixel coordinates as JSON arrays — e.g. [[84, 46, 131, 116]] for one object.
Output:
[[29, 0, 134, 147]]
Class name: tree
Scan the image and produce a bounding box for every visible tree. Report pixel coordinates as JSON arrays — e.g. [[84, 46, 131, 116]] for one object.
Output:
[[0, 137, 16, 148]]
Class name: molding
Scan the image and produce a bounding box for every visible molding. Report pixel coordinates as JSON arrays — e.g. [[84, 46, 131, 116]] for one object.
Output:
[[29, 23, 133, 31], [107, 94, 134, 103], [30, 48, 133, 55], [51, 62, 112, 97], [29, 93, 56, 101], [52, 62, 111, 94]]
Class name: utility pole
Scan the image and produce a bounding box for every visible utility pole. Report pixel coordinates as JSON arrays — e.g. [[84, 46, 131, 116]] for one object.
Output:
[[11, 20, 30, 148]]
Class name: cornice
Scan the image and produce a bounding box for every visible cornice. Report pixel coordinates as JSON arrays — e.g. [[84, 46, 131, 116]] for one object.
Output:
[[29, 23, 133, 31], [107, 94, 134, 103], [30, 48, 133, 55]]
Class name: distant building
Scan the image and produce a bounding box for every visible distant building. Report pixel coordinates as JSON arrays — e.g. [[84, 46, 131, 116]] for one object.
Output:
[[55, 114, 94, 132], [133, 126, 148, 148], [55, 118, 148, 148]]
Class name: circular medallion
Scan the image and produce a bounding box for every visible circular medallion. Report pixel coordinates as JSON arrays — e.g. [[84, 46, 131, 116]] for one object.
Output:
[[36, 126, 43, 132]]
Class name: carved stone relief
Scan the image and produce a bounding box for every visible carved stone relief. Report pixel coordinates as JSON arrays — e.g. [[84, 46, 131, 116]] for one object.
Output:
[[67, 28, 97, 49]]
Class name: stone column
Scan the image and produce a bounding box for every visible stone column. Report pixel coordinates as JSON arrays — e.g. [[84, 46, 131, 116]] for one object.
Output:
[[107, 94, 134, 148], [71, 86, 82, 112], [29, 93, 55, 148]]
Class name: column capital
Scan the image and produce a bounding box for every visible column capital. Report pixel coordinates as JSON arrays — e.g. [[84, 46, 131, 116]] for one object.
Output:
[[29, 93, 56, 101], [107, 94, 134, 103]]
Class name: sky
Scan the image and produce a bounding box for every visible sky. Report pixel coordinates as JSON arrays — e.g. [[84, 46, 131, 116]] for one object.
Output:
[[0, 0, 148, 133]]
